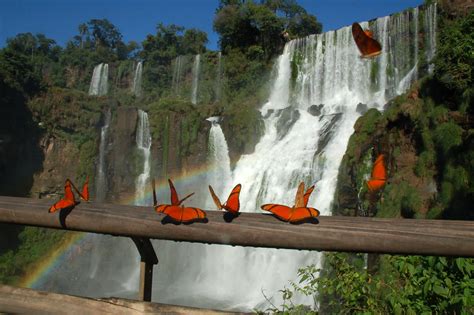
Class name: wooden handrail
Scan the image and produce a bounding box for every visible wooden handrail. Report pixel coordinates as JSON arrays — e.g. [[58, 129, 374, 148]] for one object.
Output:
[[0, 196, 473, 257]]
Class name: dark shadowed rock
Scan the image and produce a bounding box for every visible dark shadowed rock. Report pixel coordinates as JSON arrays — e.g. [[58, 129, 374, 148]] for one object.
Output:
[[356, 103, 368, 115], [308, 104, 324, 116], [107, 107, 138, 202], [315, 113, 343, 155], [276, 107, 300, 140]]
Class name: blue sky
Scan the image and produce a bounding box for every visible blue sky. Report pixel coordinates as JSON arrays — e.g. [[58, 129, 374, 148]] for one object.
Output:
[[0, 0, 423, 51]]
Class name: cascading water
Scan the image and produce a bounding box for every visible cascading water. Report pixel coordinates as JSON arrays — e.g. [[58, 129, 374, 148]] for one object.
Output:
[[95, 109, 111, 202], [172, 55, 184, 94], [152, 5, 437, 311], [135, 109, 152, 206], [88, 63, 109, 96], [206, 116, 232, 200], [191, 54, 201, 104], [35, 4, 437, 312], [424, 3, 437, 73], [132, 61, 143, 97]]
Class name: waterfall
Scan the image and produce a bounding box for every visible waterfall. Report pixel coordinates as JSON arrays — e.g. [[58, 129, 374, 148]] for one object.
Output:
[[172, 56, 184, 94], [215, 52, 222, 102], [191, 54, 201, 104], [151, 4, 438, 310], [424, 3, 437, 73], [95, 109, 111, 202], [33, 4, 438, 312], [88, 63, 109, 96], [206, 117, 232, 200], [132, 61, 143, 97], [135, 109, 152, 206]]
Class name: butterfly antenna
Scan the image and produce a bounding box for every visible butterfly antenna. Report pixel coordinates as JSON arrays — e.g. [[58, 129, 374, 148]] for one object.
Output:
[[152, 178, 158, 206]]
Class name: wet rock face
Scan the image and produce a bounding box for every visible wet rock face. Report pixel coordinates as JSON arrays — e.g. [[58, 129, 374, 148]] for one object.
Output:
[[315, 113, 343, 156], [30, 138, 79, 199], [356, 103, 368, 115], [107, 107, 138, 202], [276, 107, 300, 140], [308, 104, 324, 116]]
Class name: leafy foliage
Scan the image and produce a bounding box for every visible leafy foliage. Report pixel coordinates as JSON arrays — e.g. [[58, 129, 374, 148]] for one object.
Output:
[[276, 253, 474, 314], [214, 0, 321, 58]]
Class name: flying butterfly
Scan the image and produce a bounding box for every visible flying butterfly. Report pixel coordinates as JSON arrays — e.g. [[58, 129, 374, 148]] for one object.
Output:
[[209, 184, 241, 215], [352, 22, 382, 58], [152, 178, 206, 223], [367, 154, 387, 192], [49, 179, 78, 213], [261, 182, 320, 223]]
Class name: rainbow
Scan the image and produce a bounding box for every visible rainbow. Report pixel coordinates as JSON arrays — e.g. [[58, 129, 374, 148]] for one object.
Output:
[[19, 162, 231, 288], [19, 232, 88, 289]]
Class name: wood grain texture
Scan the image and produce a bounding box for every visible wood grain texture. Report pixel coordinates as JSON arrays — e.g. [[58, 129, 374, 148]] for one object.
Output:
[[0, 285, 243, 314], [0, 196, 473, 257]]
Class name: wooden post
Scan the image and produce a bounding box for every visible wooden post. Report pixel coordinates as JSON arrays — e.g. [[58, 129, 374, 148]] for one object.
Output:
[[132, 237, 158, 302]]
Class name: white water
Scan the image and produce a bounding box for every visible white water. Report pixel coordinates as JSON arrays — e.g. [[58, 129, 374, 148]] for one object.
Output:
[[132, 61, 143, 97], [135, 109, 152, 206], [206, 116, 232, 202], [424, 3, 437, 73], [88, 63, 108, 96], [35, 4, 437, 312], [95, 109, 111, 202], [152, 5, 436, 311], [172, 55, 184, 94], [191, 54, 201, 104]]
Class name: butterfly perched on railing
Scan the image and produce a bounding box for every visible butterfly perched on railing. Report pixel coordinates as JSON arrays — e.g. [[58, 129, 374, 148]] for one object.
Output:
[[367, 154, 387, 192], [352, 22, 382, 59], [209, 184, 241, 215], [152, 178, 206, 223], [49, 177, 89, 213], [261, 182, 320, 223]]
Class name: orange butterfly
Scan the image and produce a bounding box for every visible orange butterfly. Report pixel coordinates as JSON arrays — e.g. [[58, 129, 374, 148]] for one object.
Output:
[[209, 184, 241, 215], [352, 22, 382, 58], [49, 177, 90, 213], [152, 178, 206, 223], [261, 182, 320, 223], [49, 179, 78, 213], [367, 154, 387, 192]]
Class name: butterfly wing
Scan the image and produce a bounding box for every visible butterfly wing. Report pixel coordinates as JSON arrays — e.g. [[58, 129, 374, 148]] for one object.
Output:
[[289, 207, 320, 223], [261, 204, 293, 222], [49, 180, 76, 213], [367, 154, 387, 192], [181, 207, 207, 222], [81, 176, 89, 201], [372, 154, 386, 180], [352, 23, 382, 58], [367, 179, 386, 192], [49, 199, 76, 213], [156, 204, 206, 223], [64, 180, 75, 202], [168, 179, 180, 206], [303, 185, 315, 207], [223, 184, 241, 214], [208, 185, 223, 210], [294, 182, 306, 208]]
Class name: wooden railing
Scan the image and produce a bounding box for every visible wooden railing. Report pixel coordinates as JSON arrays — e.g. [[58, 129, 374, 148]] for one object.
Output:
[[1, 195, 473, 304], [0, 196, 473, 257]]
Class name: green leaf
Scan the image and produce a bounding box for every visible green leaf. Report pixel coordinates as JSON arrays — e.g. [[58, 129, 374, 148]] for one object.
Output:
[[433, 285, 449, 297]]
